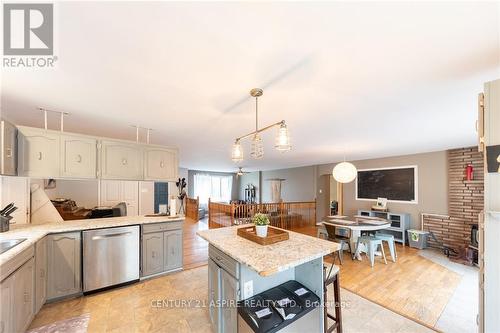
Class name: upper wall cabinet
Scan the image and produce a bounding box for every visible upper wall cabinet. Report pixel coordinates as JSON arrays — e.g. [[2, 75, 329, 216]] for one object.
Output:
[[144, 147, 178, 181], [100, 140, 143, 180], [1, 119, 17, 176], [14, 126, 179, 181], [17, 126, 60, 178], [60, 134, 97, 179]]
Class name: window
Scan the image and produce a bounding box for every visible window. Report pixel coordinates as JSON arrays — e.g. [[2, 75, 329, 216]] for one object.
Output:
[[194, 173, 233, 206]]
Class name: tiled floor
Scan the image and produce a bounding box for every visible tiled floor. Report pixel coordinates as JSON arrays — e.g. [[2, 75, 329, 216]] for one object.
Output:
[[29, 265, 434, 333], [419, 249, 479, 333]]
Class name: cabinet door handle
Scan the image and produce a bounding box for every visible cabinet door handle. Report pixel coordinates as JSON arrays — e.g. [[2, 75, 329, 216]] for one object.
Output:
[[76, 154, 82, 163], [40, 269, 45, 278], [160, 161, 165, 168], [122, 158, 128, 165], [37, 152, 43, 160], [6, 148, 12, 158], [152, 251, 156, 258], [24, 292, 29, 303]]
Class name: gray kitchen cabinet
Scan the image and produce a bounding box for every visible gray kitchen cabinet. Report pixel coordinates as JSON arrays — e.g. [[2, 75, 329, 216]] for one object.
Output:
[[143, 147, 178, 181], [0, 257, 35, 333], [0, 272, 14, 333], [60, 134, 97, 178], [1, 119, 17, 176], [17, 126, 60, 178], [100, 140, 143, 180], [141, 222, 183, 278], [164, 229, 182, 271], [208, 245, 239, 333], [142, 232, 164, 276], [220, 269, 238, 333], [35, 237, 47, 313], [208, 259, 220, 333], [13, 258, 35, 333], [47, 232, 82, 300]]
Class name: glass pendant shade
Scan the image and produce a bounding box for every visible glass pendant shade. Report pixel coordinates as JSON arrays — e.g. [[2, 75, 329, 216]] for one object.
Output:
[[251, 134, 264, 159], [332, 161, 357, 183], [231, 141, 243, 163], [275, 123, 291, 152]]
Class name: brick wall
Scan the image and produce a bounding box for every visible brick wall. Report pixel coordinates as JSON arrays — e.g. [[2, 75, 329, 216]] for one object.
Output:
[[423, 147, 484, 250]]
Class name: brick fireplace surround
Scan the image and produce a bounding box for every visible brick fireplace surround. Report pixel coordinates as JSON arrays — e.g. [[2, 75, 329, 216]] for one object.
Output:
[[423, 147, 484, 251]]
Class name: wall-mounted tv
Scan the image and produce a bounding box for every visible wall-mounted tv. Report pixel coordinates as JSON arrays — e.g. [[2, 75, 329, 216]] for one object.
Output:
[[356, 166, 418, 203]]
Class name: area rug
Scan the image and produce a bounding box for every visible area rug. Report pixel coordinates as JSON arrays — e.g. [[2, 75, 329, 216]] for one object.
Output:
[[28, 314, 90, 333]]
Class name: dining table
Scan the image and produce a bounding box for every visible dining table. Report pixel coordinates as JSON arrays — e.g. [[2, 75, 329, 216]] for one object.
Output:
[[317, 215, 392, 260]]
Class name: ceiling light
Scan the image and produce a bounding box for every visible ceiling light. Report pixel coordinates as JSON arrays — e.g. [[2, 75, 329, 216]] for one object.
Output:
[[275, 122, 291, 152], [231, 140, 243, 163], [251, 134, 264, 159], [231, 88, 291, 162], [332, 161, 357, 183]]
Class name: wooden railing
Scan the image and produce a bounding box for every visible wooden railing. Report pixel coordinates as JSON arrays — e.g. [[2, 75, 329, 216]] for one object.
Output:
[[185, 196, 200, 220], [208, 199, 316, 230]]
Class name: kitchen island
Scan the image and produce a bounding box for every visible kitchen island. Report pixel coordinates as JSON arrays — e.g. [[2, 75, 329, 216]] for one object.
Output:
[[197, 224, 339, 333]]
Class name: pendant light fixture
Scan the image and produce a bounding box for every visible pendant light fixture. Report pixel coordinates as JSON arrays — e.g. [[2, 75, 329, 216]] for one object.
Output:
[[231, 88, 291, 162], [332, 158, 357, 183]]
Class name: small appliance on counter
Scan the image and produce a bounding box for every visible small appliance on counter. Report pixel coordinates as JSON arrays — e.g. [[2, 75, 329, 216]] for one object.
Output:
[[0, 202, 18, 232]]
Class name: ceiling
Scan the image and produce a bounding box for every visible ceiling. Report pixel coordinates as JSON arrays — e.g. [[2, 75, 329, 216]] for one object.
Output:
[[2, 1, 499, 172]]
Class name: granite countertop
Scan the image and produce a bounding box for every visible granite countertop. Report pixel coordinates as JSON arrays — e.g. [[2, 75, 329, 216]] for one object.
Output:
[[0, 215, 184, 266], [197, 225, 340, 277]]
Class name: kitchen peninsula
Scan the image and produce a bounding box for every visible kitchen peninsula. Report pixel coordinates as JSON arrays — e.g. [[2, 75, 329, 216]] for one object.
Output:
[[197, 225, 340, 332], [0, 215, 184, 333]]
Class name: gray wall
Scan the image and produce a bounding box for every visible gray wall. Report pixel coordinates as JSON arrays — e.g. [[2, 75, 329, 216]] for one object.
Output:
[[260, 166, 317, 203], [238, 171, 261, 203], [236, 150, 449, 228], [188, 169, 239, 201], [317, 150, 449, 229]]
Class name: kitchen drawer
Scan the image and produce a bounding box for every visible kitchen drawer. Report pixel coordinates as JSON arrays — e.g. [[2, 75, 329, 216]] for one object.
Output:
[[142, 221, 182, 234], [209, 245, 239, 279]]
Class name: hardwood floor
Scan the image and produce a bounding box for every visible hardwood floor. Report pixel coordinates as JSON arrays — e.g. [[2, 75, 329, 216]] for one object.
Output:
[[182, 217, 208, 270], [326, 241, 461, 329]]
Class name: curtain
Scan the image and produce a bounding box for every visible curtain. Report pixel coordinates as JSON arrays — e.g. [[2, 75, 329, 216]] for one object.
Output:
[[194, 173, 233, 207]]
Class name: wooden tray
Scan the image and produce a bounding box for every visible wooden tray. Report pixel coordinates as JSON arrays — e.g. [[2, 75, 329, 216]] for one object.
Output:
[[237, 226, 289, 245]]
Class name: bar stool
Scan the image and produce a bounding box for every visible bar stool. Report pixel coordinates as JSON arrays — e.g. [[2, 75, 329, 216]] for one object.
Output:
[[354, 235, 387, 267], [323, 223, 353, 265], [323, 262, 342, 333], [375, 233, 397, 262]]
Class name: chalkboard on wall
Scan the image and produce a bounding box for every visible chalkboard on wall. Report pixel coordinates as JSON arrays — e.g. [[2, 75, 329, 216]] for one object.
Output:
[[356, 166, 417, 202]]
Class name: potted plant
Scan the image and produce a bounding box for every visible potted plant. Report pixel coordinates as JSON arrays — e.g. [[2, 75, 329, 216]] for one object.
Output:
[[253, 213, 270, 237]]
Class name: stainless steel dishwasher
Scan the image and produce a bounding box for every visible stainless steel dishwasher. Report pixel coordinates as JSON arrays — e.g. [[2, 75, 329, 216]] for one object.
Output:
[[83, 225, 140, 293]]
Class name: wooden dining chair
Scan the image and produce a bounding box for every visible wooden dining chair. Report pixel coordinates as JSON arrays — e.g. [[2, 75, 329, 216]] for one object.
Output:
[[323, 223, 353, 264]]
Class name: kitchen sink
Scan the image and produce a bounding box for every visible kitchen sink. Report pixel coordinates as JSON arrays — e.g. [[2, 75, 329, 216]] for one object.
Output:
[[0, 238, 26, 254]]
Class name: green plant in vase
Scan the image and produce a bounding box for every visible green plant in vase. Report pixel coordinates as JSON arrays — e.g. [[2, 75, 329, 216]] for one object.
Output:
[[253, 213, 270, 237]]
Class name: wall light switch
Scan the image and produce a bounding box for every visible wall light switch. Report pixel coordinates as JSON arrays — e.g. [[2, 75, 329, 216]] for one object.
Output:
[[244, 280, 254, 299]]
